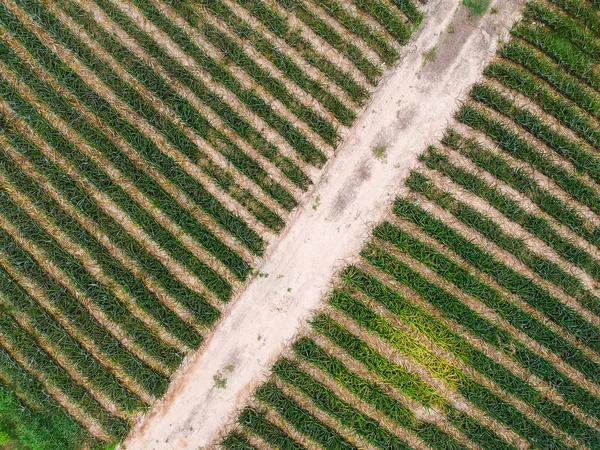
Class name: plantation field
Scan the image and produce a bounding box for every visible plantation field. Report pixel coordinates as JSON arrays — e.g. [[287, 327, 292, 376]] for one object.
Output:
[[220, 1, 600, 449], [0, 0, 422, 448]]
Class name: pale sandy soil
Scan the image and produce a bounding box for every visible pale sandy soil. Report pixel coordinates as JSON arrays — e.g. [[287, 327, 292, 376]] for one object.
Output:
[[122, 1, 527, 448]]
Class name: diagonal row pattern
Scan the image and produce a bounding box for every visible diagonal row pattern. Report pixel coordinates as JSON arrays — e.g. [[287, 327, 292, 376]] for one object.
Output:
[[0, 0, 420, 447]]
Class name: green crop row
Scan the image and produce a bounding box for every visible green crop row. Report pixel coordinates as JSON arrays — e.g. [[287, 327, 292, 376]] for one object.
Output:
[[271, 0, 381, 86], [313, 0, 400, 65], [187, 0, 356, 127], [389, 0, 424, 26], [71, 0, 311, 190], [13, 0, 288, 228], [0, 190, 185, 371], [0, 149, 202, 349], [421, 145, 600, 287], [54, 0, 294, 217], [351, 0, 416, 44], [230, 0, 369, 99], [238, 407, 303, 449], [548, 0, 600, 37], [525, 2, 600, 61], [406, 170, 600, 318], [329, 290, 567, 449], [132, 0, 338, 146], [256, 381, 355, 450], [0, 227, 168, 397], [0, 312, 127, 439], [458, 103, 600, 219], [3, 127, 220, 326], [0, 64, 241, 300], [470, 83, 600, 184], [221, 432, 257, 450], [0, 74, 236, 300], [293, 337, 468, 450], [0, 264, 145, 415], [0, 3, 262, 266], [442, 129, 600, 254], [128, 0, 327, 167], [356, 245, 600, 434], [0, 349, 96, 449], [511, 22, 600, 91], [393, 197, 600, 354], [310, 314, 512, 449], [500, 40, 600, 120], [484, 61, 600, 154], [274, 357, 412, 450]]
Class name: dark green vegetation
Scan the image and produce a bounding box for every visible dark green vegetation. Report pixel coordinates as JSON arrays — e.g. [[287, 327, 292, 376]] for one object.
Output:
[[222, 2, 600, 449], [0, 0, 420, 447]]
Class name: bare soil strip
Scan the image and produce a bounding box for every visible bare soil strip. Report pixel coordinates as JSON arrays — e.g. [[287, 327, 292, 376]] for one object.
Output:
[[122, 2, 528, 448]]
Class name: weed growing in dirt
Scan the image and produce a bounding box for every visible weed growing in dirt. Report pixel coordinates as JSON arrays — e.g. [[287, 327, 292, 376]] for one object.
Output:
[[463, 0, 491, 16]]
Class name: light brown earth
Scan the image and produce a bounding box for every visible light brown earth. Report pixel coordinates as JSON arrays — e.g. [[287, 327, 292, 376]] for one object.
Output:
[[122, 1, 527, 448]]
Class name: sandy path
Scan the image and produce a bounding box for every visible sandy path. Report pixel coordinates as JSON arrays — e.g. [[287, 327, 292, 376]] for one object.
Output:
[[123, 1, 526, 448]]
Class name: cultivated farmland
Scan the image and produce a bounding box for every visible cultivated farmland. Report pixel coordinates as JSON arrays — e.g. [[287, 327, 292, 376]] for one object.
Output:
[[0, 0, 421, 448], [220, 2, 600, 449]]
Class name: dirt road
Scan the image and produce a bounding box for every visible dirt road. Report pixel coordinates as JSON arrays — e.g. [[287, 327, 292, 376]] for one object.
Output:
[[123, 1, 526, 448]]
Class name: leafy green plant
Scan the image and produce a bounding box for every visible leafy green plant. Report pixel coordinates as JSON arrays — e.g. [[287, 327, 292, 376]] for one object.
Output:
[[463, 0, 491, 17]]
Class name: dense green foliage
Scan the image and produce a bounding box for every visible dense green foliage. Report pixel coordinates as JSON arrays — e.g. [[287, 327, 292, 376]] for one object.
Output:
[[0, 0, 418, 446]]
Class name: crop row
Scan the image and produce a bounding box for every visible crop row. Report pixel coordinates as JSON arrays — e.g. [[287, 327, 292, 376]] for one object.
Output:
[[225, 217, 600, 447], [406, 170, 600, 317], [0, 4, 260, 273], [6, 0, 286, 237], [0, 145, 202, 348], [52, 0, 296, 216], [2, 126, 220, 326], [0, 41, 245, 295], [273, 0, 382, 87], [420, 144, 600, 293]]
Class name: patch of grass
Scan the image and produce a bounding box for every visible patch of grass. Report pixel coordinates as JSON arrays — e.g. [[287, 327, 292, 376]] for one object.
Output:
[[372, 145, 388, 161], [0, 352, 94, 450], [312, 195, 321, 210], [463, 0, 491, 17], [213, 374, 227, 389], [422, 45, 438, 65]]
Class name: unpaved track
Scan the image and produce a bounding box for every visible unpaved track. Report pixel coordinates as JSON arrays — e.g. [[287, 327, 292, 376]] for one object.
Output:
[[123, 1, 526, 448]]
